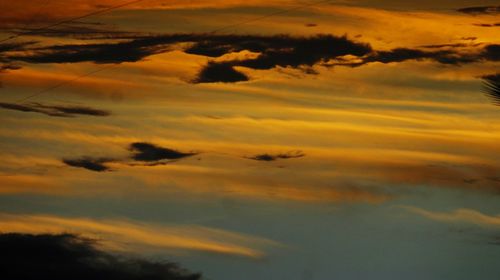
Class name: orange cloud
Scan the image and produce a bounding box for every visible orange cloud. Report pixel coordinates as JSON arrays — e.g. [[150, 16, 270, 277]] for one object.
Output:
[[402, 206, 500, 228], [0, 213, 282, 258]]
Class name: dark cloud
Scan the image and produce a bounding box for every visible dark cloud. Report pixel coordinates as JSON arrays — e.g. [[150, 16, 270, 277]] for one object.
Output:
[[483, 44, 500, 61], [129, 142, 197, 162], [61, 142, 196, 172], [62, 157, 114, 172], [0, 64, 21, 71], [482, 73, 500, 106], [3, 33, 498, 83], [7, 35, 188, 64], [0, 232, 201, 280], [473, 23, 500, 27], [247, 151, 305, 161], [193, 62, 248, 83], [420, 43, 470, 49], [348, 44, 500, 66], [6, 34, 371, 79], [457, 6, 500, 15], [0, 42, 34, 71], [362, 48, 476, 65], [0, 102, 111, 117], [0, 41, 35, 53], [192, 34, 371, 82]]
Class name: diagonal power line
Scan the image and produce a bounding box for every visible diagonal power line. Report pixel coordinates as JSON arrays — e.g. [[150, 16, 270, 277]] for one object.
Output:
[[15, 65, 115, 103], [211, 0, 334, 34]]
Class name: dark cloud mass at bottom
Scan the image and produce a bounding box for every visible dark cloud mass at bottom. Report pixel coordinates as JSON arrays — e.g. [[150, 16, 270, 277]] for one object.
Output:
[[0, 102, 111, 117], [0, 233, 201, 280]]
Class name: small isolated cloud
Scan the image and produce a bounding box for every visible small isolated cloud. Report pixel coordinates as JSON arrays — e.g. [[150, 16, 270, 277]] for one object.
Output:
[[0, 102, 111, 117], [401, 206, 500, 228], [129, 142, 197, 162], [482, 73, 500, 106], [61, 143, 197, 172], [457, 6, 500, 15], [473, 23, 500, 27], [0, 232, 202, 280], [247, 151, 305, 161], [62, 157, 114, 172]]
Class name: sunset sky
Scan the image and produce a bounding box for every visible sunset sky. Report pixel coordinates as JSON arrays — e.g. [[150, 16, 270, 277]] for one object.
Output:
[[0, 0, 499, 279]]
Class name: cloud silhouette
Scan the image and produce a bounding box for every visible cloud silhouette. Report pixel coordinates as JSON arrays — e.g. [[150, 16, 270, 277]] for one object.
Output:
[[473, 23, 500, 27], [0, 232, 201, 280], [62, 157, 114, 172], [193, 62, 249, 83], [0, 41, 35, 53], [347, 44, 499, 66], [4, 33, 498, 83], [7, 34, 371, 77], [482, 73, 500, 106], [129, 142, 197, 162], [0, 102, 111, 117], [247, 151, 305, 161], [61, 142, 197, 172], [457, 6, 500, 15]]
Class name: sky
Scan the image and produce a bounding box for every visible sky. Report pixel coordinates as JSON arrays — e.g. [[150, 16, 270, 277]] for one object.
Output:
[[0, 0, 499, 279]]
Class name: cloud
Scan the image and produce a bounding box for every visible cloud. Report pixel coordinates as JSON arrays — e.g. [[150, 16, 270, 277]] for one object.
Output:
[[473, 23, 500, 27], [0, 232, 202, 280], [0, 42, 34, 72], [362, 46, 493, 65], [332, 44, 499, 67], [6, 34, 371, 79], [129, 142, 196, 162], [7, 36, 178, 64], [247, 151, 305, 161], [192, 34, 372, 83], [61, 142, 197, 172], [0, 213, 280, 258], [0, 41, 35, 53], [193, 62, 248, 83], [62, 157, 114, 172], [457, 6, 500, 15], [482, 73, 500, 106], [0, 102, 111, 117], [5, 33, 497, 83], [401, 206, 500, 228]]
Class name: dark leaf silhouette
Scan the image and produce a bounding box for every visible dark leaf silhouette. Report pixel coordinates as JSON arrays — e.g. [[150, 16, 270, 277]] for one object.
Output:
[[482, 74, 500, 106]]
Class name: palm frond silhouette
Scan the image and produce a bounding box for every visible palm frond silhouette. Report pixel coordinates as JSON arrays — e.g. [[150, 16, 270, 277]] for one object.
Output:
[[482, 73, 500, 106]]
